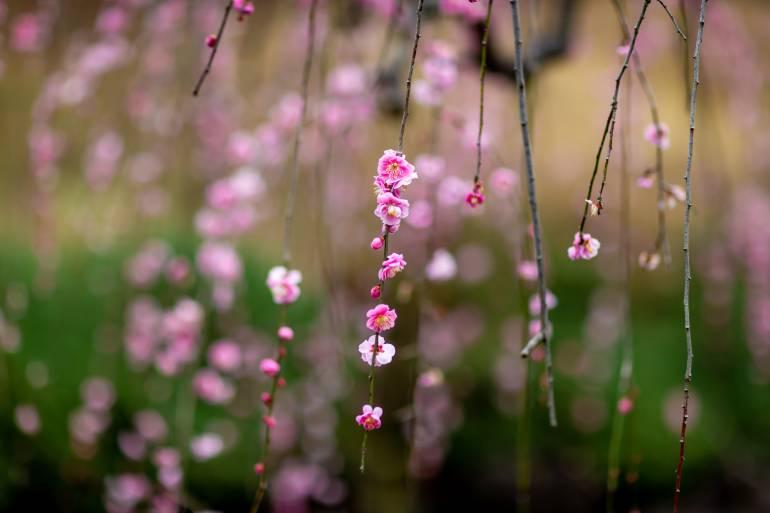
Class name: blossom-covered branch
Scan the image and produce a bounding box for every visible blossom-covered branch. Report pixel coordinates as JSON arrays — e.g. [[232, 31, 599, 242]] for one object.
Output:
[[674, 1, 708, 511], [509, 0, 557, 427], [358, 0, 425, 474], [250, 1, 318, 511]]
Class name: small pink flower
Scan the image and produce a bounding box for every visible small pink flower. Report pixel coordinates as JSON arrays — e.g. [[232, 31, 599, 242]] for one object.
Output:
[[636, 169, 655, 189], [517, 260, 538, 281], [638, 251, 661, 271], [233, 0, 254, 20], [371, 236, 384, 250], [378, 253, 407, 281], [616, 44, 630, 57], [358, 335, 396, 367], [425, 248, 457, 282], [207, 340, 241, 373], [263, 415, 277, 428], [528, 290, 558, 316], [190, 433, 223, 461], [370, 285, 381, 299], [266, 266, 302, 304], [618, 397, 634, 415], [586, 199, 602, 216], [466, 181, 485, 208], [205, 34, 218, 48], [366, 304, 397, 332], [193, 369, 235, 404], [277, 326, 294, 341], [567, 232, 601, 261], [376, 149, 418, 190], [374, 192, 410, 226], [355, 404, 383, 431], [260, 392, 272, 405], [259, 358, 281, 377], [644, 122, 670, 150], [664, 184, 685, 209]]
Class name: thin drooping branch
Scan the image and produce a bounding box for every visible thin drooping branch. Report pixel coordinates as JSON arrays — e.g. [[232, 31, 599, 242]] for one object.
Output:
[[374, 0, 406, 85], [679, 0, 691, 106], [250, 1, 319, 511], [609, 0, 671, 265], [360, 0, 425, 474], [510, 0, 557, 428], [578, 0, 650, 236], [606, 64, 634, 513], [673, 1, 707, 511], [192, 1, 234, 96], [473, 0, 494, 186], [397, 0, 424, 154], [656, 0, 687, 40]]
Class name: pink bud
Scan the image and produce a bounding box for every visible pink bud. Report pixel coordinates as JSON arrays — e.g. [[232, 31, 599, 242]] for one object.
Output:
[[259, 358, 280, 377], [277, 377, 287, 388], [370, 285, 381, 299], [254, 462, 265, 474], [260, 392, 272, 405], [370, 237, 384, 250], [277, 326, 294, 341], [278, 347, 287, 357], [263, 415, 276, 428], [618, 397, 634, 415], [205, 34, 218, 48]]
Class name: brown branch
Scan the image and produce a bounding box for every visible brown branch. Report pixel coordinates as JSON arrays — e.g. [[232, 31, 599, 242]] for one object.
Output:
[[192, 1, 234, 97]]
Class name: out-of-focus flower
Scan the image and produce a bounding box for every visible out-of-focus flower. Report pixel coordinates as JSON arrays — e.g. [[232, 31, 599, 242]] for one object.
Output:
[[517, 260, 538, 281], [193, 368, 235, 404], [233, 0, 255, 21], [636, 169, 655, 189], [490, 167, 517, 197], [355, 404, 383, 431], [415, 154, 445, 181], [567, 232, 601, 261], [618, 396, 634, 414], [528, 290, 558, 316], [259, 358, 281, 378], [207, 340, 242, 373], [638, 251, 661, 271], [644, 122, 670, 149], [266, 266, 302, 304], [664, 184, 686, 209], [586, 199, 602, 216], [14, 404, 41, 436], [426, 248, 457, 282], [358, 335, 396, 367], [190, 433, 224, 461], [366, 304, 397, 332]]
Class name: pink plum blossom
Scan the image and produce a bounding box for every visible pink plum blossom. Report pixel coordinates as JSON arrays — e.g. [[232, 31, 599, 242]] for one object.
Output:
[[193, 369, 235, 404], [266, 266, 302, 304], [415, 154, 445, 181], [528, 290, 558, 316], [207, 340, 242, 373], [260, 358, 281, 377], [517, 260, 538, 281], [637, 169, 655, 189], [233, 0, 255, 20], [371, 236, 384, 250], [277, 326, 294, 341], [378, 253, 407, 280], [644, 122, 670, 149], [190, 433, 224, 461], [425, 249, 457, 282], [358, 335, 396, 367], [567, 232, 601, 261], [374, 192, 410, 226], [355, 404, 383, 431], [376, 150, 418, 190], [366, 304, 397, 332]]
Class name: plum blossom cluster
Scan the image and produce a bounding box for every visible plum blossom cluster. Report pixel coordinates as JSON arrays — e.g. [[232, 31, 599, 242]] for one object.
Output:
[[318, 64, 373, 134], [356, 149, 419, 432], [69, 377, 116, 459]]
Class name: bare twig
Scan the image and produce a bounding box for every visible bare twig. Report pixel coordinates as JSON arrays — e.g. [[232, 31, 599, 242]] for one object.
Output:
[[578, 0, 651, 235], [250, 1, 319, 511], [673, 1, 707, 511], [397, 0, 424, 153], [510, 0, 557, 427], [656, 0, 687, 40], [192, 1, 233, 96], [473, 0, 494, 186]]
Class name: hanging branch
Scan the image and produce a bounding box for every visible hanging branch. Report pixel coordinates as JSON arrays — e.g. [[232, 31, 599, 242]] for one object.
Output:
[[472, 0, 494, 188], [678, 0, 691, 106], [673, 1, 707, 511], [656, 0, 687, 40], [373, 0, 406, 85], [360, 0, 425, 475], [192, 1, 234, 97], [249, 1, 319, 511], [510, 0, 557, 427], [577, 0, 650, 238], [608, 0, 672, 265], [605, 57, 634, 513]]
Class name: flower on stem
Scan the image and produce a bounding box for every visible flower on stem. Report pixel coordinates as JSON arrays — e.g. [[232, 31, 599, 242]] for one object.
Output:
[[370, 236, 384, 250], [233, 0, 254, 21], [586, 198, 602, 216], [277, 326, 294, 341], [370, 285, 381, 299], [638, 251, 661, 271], [644, 122, 670, 150], [262, 415, 276, 429], [663, 184, 685, 209], [374, 192, 410, 226], [358, 335, 396, 367], [376, 149, 418, 190], [259, 358, 280, 377], [355, 404, 383, 431], [466, 181, 485, 208], [266, 266, 302, 304], [205, 34, 218, 48], [378, 253, 407, 281], [567, 232, 601, 261], [637, 168, 655, 189], [366, 304, 397, 332], [528, 290, 558, 316]]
